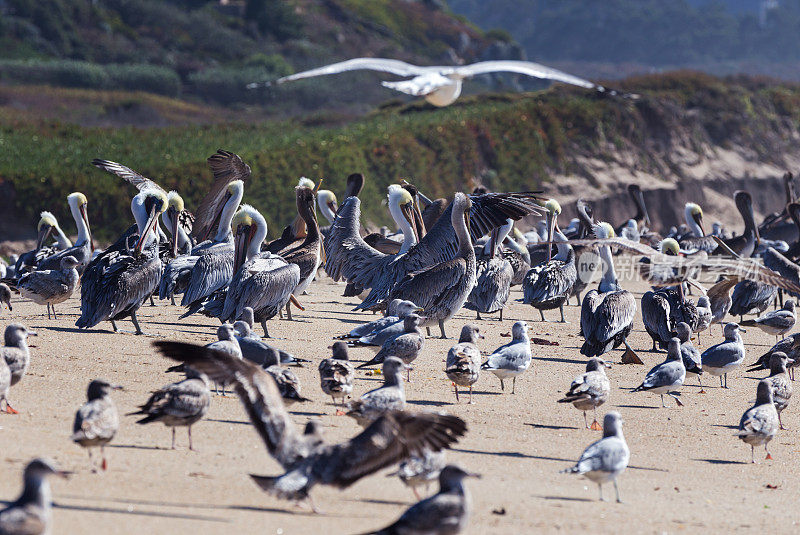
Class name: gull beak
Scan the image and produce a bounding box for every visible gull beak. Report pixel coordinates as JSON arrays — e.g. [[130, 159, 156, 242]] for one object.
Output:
[[603, 361, 612, 368], [80, 202, 94, 252], [56, 470, 73, 480], [404, 364, 414, 371], [414, 306, 424, 312], [112, 384, 124, 391], [478, 333, 485, 339], [26, 331, 38, 337], [465, 472, 482, 479], [738, 327, 747, 333]]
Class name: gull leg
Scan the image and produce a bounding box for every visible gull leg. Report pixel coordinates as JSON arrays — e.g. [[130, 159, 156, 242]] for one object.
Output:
[[499, 379, 505, 391], [660, 394, 666, 408], [724, 374, 728, 389], [87, 448, 95, 472], [598, 483, 605, 502], [171, 428, 177, 450], [751, 445, 755, 464], [307, 495, 323, 515], [669, 392, 684, 407], [779, 411, 786, 430], [583, 411, 589, 429], [51, 304, 58, 319], [511, 377, 517, 395], [188, 426, 196, 451], [614, 480, 622, 503], [765, 443, 773, 460], [3, 398, 19, 414], [412, 486, 421, 500], [454, 383, 459, 403], [698, 375, 705, 394], [439, 320, 448, 339], [101, 446, 108, 471], [47, 303, 52, 319], [469, 385, 474, 404], [590, 407, 602, 431], [130, 310, 144, 335]]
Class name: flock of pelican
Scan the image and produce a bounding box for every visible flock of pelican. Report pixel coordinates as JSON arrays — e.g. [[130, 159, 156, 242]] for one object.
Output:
[[5, 150, 800, 532]]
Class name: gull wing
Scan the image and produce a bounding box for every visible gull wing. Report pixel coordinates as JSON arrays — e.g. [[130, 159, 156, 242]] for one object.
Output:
[[449, 60, 599, 90], [92, 159, 166, 194], [276, 58, 429, 84]]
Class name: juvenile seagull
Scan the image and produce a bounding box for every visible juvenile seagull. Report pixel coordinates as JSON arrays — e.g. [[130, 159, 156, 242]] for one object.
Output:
[[71, 379, 122, 472], [481, 321, 531, 394], [632, 338, 686, 407], [357, 314, 425, 381], [17, 255, 80, 319], [737, 379, 779, 463], [362, 465, 478, 535], [694, 296, 712, 343], [128, 368, 211, 450], [562, 411, 629, 502], [747, 333, 800, 376], [763, 352, 793, 430], [558, 357, 611, 430], [266, 366, 310, 405], [740, 299, 796, 342], [394, 449, 447, 500], [675, 322, 704, 391], [701, 323, 746, 388], [445, 324, 484, 404], [153, 340, 467, 512], [318, 342, 355, 411], [250, 57, 604, 107], [233, 319, 308, 368], [348, 357, 408, 427], [0, 282, 13, 313], [0, 458, 70, 535], [1, 324, 37, 414]]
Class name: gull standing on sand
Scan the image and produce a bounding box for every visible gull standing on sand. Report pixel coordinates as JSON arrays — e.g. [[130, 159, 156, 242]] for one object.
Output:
[[357, 314, 425, 380], [1, 324, 36, 414], [0, 458, 70, 535], [562, 411, 629, 502], [701, 323, 746, 388], [694, 296, 712, 343], [558, 357, 611, 430], [394, 449, 447, 500], [337, 299, 414, 340], [233, 319, 308, 368], [266, 366, 310, 405], [0, 283, 12, 313], [250, 57, 604, 107], [632, 338, 686, 407], [737, 379, 779, 463], [71, 379, 122, 472], [348, 357, 408, 427], [445, 324, 484, 404], [481, 321, 531, 394], [129, 367, 211, 450], [348, 301, 422, 349], [154, 340, 467, 512], [740, 299, 796, 341], [762, 352, 793, 429], [362, 465, 477, 535], [318, 342, 354, 411], [17, 255, 80, 319]]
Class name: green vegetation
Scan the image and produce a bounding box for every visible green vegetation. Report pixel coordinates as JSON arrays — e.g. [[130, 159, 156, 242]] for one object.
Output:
[[3, 72, 799, 243]]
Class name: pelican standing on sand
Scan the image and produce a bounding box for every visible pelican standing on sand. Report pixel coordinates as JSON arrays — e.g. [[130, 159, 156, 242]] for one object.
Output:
[[71, 379, 122, 472], [465, 219, 513, 320], [249, 57, 605, 107], [76, 189, 166, 334], [579, 223, 640, 364]]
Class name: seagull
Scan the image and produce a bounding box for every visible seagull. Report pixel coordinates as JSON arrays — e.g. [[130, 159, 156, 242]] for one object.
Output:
[[357, 314, 425, 380], [558, 357, 611, 430], [1, 324, 37, 414], [361, 465, 478, 535], [153, 340, 467, 512], [17, 255, 80, 319], [0, 458, 70, 535], [393, 449, 447, 500], [233, 318, 308, 368], [740, 299, 796, 342], [561, 411, 629, 502], [445, 324, 484, 404], [481, 321, 532, 394], [266, 365, 310, 405], [694, 296, 712, 343], [762, 352, 793, 430], [632, 338, 686, 408], [702, 323, 746, 388], [318, 342, 355, 412], [0, 283, 12, 313], [71, 379, 122, 472], [348, 301, 423, 349], [348, 357, 408, 427], [737, 379, 779, 463], [128, 367, 211, 450], [336, 299, 415, 340], [248, 58, 606, 107]]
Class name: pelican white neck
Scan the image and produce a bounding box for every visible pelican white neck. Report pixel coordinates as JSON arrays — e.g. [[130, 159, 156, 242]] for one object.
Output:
[[67, 192, 91, 247], [215, 180, 245, 243], [387, 185, 417, 253]]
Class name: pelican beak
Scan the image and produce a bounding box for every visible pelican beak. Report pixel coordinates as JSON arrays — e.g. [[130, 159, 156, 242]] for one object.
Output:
[[204, 191, 232, 241], [80, 202, 94, 252], [169, 207, 180, 257], [314, 179, 323, 193], [233, 224, 252, 272], [328, 200, 339, 216], [412, 195, 427, 239], [693, 211, 706, 237], [464, 208, 472, 237], [36, 224, 54, 251], [637, 188, 651, 228], [546, 210, 557, 262], [134, 203, 160, 255], [400, 201, 419, 243]]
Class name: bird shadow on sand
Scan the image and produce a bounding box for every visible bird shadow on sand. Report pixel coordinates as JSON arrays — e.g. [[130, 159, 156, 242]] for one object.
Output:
[[692, 458, 749, 465], [537, 495, 594, 503], [42, 325, 113, 335], [614, 404, 661, 410], [534, 356, 586, 365], [206, 418, 251, 426], [290, 411, 326, 417], [350, 498, 409, 506], [525, 423, 580, 431], [452, 448, 537, 459], [107, 444, 168, 451], [711, 424, 739, 430], [52, 502, 229, 523], [407, 399, 451, 407]]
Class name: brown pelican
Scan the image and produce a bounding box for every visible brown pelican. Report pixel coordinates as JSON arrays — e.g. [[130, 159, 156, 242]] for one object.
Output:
[[679, 192, 759, 257], [18, 256, 80, 319], [522, 200, 577, 322], [730, 280, 777, 319], [36, 192, 94, 271], [76, 189, 166, 334], [465, 219, 513, 320], [264, 186, 322, 320], [579, 223, 640, 363], [154, 339, 467, 512], [325, 189, 544, 327], [615, 184, 650, 234], [12, 212, 71, 276], [759, 172, 798, 243], [196, 206, 300, 338]]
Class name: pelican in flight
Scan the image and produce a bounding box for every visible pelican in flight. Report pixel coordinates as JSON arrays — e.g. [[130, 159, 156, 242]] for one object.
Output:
[[76, 189, 166, 334], [248, 58, 608, 107]]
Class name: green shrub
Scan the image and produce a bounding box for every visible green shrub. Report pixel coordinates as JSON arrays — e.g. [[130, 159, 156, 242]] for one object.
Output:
[[105, 64, 182, 97]]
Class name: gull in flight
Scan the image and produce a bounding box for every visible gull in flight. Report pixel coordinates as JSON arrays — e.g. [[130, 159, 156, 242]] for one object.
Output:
[[248, 58, 610, 107]]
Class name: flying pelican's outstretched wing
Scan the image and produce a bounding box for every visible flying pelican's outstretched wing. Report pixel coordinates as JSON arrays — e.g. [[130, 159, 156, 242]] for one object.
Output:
[[262, 58, 429, 87], [192, 150, 251, 242], [447, 60, 599, 90], [91, 159, 167, 194]]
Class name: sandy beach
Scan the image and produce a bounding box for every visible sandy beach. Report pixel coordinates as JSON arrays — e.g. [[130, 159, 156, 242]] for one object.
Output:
[[1, 276, 798, 534]]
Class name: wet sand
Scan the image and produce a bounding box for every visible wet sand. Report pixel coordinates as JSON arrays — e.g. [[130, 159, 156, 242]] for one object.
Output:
[[1, 276, 798, 534]]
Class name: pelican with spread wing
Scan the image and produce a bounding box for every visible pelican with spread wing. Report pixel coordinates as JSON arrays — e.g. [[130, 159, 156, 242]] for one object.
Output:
[[248, 58, 616, 107]]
